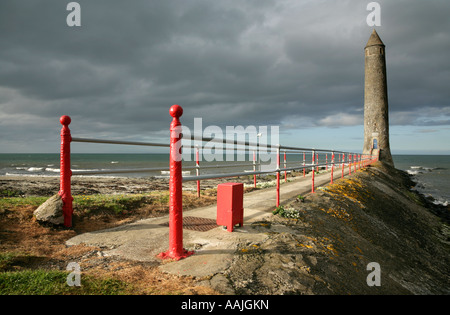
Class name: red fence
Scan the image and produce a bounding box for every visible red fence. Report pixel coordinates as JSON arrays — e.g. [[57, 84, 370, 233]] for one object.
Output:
[[58, 105, 378, 260]]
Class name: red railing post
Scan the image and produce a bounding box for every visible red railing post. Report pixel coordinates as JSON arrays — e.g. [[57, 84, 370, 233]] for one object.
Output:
[[59, 115, 73, 228], [330, 151, 335, 185], [316, 153, 319, 172], [284, 151, 287, 182], [253, 150, 257, 188], [276, 145, 280, 207], [311, 150, 315, 193], [303, 152, 306, 177], [196, 146, 200, 198], [341, 153, 345, 179], [349, 154, 352, 176], [158, 105, 194, 261]]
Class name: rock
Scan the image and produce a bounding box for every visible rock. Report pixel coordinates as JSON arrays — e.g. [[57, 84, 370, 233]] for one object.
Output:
[[33, 193, 64, 225]]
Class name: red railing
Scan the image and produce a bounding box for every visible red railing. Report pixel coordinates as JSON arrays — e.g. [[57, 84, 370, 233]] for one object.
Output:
[[58, 105, 378, 260]]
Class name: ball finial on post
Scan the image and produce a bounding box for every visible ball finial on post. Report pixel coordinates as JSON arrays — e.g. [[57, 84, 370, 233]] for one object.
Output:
[[169, 104, 183, 119], [60, 115, 71, 126]]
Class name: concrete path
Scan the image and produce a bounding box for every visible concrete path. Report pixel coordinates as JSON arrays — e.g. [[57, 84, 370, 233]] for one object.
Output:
[[66, 165, 356, 278]]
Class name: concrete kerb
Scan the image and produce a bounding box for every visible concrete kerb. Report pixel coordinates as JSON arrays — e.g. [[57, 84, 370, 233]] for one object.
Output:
[[66, 167, 354, 278]]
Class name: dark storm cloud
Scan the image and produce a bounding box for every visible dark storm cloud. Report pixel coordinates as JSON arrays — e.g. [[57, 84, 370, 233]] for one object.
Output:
[[0, 0, 449, 152]]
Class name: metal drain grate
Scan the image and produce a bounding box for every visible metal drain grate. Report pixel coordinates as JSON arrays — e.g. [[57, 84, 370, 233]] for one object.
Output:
[[160, 216, 219, 232]]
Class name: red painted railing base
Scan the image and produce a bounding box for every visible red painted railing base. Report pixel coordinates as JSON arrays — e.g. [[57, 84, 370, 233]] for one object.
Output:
[[157, 249, 194, 261]]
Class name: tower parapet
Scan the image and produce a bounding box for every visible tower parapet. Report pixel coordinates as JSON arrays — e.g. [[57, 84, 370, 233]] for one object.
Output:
[[363, 30, 394, 166]]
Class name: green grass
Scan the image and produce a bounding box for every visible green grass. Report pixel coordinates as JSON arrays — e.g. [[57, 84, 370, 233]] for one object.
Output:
[[0, 189, 22, 197], [0, 269, 133, 295], [73, 193, 154, 215], [0, 196, 48, 209], [0, 252, 18, 271], [0, 253, 132, 295], [0, 192, 170, 215], [272, 205, 301, 219]]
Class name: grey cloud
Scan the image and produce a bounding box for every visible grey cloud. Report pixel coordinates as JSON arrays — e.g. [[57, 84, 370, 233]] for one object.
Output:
[[0, 0, 449, 152]]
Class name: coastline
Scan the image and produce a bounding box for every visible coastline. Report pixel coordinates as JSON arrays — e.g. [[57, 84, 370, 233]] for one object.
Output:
[[0, 174, 274, 197]]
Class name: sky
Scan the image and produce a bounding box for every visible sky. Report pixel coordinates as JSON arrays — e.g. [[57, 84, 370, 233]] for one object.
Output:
[[0, 0, 449, 154]]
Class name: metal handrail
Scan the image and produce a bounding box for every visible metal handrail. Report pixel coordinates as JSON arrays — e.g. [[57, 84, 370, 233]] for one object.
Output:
[[57, 110, 379, 233], [72, 137, 169, 147], [182, 134, 370, 157], [184, 163, 254, 170], [181, 163, 321, 182], [72, 167, 170, 176], [69, 135, 375, 179]]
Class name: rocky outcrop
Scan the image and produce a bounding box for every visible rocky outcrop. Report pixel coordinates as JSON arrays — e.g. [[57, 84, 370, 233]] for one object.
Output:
[[217, 163, 449, 294]]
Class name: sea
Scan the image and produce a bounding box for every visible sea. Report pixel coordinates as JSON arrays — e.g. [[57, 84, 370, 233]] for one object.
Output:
[[0, 153, 448, 206], [392, 155, 450, 206]]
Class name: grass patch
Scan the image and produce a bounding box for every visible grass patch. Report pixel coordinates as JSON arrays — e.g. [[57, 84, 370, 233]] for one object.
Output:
[[0, 196, 48, 210], [0, 269, 132, 295], [0, 191, 207, 215], [272, 205, 301, 219], [0, 252, 18, 272], [74, 193, 154, 215], [0, 189, 22, 197]]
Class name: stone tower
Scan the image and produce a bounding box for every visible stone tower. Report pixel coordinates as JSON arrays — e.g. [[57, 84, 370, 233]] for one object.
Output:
[[363, 29, 394, 166]]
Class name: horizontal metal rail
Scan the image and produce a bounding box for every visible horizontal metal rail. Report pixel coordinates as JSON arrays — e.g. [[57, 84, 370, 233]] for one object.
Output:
[[183, 163, 254, 170], [72, 167, 170, 176], [183, 134, 261, 149], [183, 168, 279, 182], [70, 123, 376, 193], [182, 161, 343, 182], [72, 137, 169, 147], [183, 134, 370, 157], [183, 156, 373, 181]]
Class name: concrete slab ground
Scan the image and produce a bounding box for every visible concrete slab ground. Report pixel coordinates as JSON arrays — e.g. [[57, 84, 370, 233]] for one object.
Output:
[[66, 166, 355, 278]]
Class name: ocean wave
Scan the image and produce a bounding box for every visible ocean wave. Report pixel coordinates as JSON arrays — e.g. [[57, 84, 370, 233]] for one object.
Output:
[[4, 172, 125, 179], [406, 166, 441, 175], [26, 167, 45, 172], [408, 165, 446, 172], [5, 172, 58, 178], [433, 199, 448, 207], [72, 169, 101, 172], [45, 167, 60, 173]]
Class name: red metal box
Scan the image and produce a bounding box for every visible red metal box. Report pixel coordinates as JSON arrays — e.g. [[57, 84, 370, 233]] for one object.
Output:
[[216, 183, 244, 232]]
